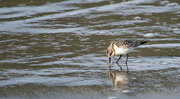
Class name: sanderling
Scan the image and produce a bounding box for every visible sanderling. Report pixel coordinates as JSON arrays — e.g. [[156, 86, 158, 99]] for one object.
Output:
[[107, 40, 147, 71]]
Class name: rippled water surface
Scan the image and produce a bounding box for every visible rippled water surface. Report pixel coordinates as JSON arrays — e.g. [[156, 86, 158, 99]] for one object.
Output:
[[0, 0, 180, 99]]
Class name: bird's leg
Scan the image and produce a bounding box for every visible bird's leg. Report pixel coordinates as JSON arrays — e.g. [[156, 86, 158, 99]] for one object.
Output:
[[125, 54, 129, 72], [116, 55, 122, 63], [116, 62, 122, 71]]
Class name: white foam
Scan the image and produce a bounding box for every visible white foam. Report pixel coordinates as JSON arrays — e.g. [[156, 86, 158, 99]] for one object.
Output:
[[144, 33, 156, 37], [139, 43, 180, 48]]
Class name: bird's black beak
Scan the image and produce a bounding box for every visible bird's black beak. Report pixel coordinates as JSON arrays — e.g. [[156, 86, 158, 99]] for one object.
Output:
[[109, 58, 111, 63]]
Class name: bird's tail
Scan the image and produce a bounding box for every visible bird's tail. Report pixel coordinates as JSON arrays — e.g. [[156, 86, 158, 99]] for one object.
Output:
[[140, 41, 148, 45]]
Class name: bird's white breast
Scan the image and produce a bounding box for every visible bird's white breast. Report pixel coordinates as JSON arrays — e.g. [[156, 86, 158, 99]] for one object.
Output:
[[114, 45, 134, 55]]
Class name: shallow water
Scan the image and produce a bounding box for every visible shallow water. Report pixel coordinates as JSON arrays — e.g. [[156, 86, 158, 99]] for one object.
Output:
[[0, 0, 180, 98]]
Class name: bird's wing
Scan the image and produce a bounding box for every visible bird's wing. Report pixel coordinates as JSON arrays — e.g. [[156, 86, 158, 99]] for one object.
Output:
[[115, 40, 134, 48]]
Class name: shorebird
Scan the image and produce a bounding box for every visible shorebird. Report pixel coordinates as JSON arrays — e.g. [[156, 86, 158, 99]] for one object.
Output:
[[107, 40, 147, 70]]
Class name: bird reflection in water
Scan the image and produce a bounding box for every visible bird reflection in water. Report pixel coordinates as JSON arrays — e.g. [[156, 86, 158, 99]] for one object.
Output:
[[107, 63, 132, 94]]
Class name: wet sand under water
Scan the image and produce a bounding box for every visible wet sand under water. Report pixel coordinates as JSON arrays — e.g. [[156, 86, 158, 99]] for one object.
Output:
[[0, 0, 180, 99], [1, 68, 180, 99]]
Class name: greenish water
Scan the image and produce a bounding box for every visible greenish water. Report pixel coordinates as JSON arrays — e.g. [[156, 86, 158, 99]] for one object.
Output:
[[0, 0, 180, 99]]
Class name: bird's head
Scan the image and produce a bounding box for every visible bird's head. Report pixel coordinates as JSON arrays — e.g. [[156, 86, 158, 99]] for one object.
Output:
[[107, 46, 114, 63], [106, 47, 114, 58]]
